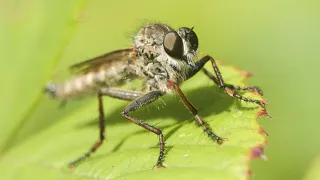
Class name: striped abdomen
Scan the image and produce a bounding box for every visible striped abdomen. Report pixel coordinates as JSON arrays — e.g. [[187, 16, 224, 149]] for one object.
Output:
[[45, 49, 137, 99]]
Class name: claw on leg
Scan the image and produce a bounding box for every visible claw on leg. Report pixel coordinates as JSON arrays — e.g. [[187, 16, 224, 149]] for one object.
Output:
[[153, 162, 167, 170], [217, 138, 228, 146]]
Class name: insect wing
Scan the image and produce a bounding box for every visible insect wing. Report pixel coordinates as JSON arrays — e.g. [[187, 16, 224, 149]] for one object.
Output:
[[69, 48, 135, 74]]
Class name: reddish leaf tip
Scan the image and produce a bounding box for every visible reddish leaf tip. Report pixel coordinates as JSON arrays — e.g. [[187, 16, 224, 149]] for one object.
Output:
[[258, 127, 269, 136], [262, 99, 269, 105], [245, 72, 254, 78], [249, 145, 268, 161], [245, 169, 253, 179], [257, 109, 272, 118]]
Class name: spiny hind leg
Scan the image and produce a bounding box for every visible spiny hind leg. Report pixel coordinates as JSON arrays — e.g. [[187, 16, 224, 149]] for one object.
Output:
[[69, 88, 144, 168], [69, 91, 105, 168]]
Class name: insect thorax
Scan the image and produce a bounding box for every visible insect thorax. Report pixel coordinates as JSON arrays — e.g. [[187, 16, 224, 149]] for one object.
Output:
[[132, 23, 190, 93]]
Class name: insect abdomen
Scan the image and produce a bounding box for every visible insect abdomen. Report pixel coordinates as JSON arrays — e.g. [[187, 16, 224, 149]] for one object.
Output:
[[45, 67, 134, 99], [45, 70, 106, 99]]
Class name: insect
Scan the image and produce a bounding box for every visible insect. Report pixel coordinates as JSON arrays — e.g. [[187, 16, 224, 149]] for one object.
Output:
[[45, 23, 267, 169]]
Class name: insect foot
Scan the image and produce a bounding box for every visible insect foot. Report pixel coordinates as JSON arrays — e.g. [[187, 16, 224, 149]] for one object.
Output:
[[153, 162, 167, 170]]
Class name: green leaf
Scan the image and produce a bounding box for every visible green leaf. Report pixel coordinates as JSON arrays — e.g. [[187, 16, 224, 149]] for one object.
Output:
[[0, 0, 89, 153], [0, 1, 268, 180], [303, 154, 320, 180]]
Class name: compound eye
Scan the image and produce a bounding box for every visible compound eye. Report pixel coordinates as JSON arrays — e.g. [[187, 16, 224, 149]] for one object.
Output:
[[187, 29, 198, 50], [163, 31, 183, 59]]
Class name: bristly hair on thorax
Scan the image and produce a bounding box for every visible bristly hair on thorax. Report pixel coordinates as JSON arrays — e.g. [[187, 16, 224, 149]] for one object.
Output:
[[130, 22, 199, 93]]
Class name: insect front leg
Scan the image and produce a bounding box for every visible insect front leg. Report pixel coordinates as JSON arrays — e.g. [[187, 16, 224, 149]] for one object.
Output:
[[201, 55, 267, 109], [121, 91, 167, 169], [168, 81, 225, 144], [69, 88, 144, 168], [202, 68, 263, 96], [187, 55, 267, 109]]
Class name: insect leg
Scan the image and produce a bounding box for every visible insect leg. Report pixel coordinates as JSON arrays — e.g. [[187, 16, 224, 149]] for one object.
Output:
[[202, 68, 263, 96], [69, 88, 143, 168], [188, 55, 266, 108], [169, 81, 225, 145], [121, 91, 167, 169], [69, 92, 105, 168], [205, 56, 266, 108], [100, 87, 144, 101]]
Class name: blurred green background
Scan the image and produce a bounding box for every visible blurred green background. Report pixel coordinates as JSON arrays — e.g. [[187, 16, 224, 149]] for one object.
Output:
[[0, 0, 319, 179]]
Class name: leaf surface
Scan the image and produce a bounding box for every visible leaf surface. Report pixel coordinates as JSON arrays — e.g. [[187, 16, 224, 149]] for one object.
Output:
[[0, 1, 268, 180]]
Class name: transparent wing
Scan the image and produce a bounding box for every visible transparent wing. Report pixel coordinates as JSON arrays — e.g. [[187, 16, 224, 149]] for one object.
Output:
[[69, 48, 135, 74]]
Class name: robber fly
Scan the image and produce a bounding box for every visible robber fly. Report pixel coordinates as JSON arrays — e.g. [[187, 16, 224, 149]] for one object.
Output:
[[45, 23, 267, 169]]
